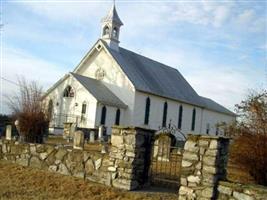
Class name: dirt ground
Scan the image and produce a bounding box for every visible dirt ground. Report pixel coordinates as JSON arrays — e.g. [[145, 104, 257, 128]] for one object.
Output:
[[0, 161, 177, 200]]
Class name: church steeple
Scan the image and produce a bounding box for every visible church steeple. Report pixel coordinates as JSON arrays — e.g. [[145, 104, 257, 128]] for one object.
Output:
[[101, 1, 123, 51]]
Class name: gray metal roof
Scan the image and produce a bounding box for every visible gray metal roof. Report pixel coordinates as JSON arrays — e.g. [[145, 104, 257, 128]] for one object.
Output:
[[106, 45, 204, 107], [101, 4, 123, 26], [103, 43, 235, 116], [71, 73, 127, 108], [200, 96, 236, 116]]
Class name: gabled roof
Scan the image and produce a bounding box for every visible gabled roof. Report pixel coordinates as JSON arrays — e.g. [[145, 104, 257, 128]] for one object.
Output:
[[71, 73, 127, 108], [200, 96, 236, 116], [105, 44, 204, 107], [72, 39, 235, 116], [102, 42, 235, 116]]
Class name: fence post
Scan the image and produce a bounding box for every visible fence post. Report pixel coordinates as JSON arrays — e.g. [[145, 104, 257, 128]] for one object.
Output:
[[5, 125, 12, 140], [178, 135, 230, 200]]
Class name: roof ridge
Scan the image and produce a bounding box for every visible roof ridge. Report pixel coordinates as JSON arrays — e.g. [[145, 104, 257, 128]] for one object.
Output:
[[118, 46, 179, 72]]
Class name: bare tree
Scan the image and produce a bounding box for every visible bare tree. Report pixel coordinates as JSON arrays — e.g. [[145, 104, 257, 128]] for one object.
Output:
[[223, 90, 267, 185], [6, 77, 49, 143]]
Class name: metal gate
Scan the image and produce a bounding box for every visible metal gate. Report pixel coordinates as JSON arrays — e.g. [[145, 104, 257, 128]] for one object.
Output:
[[149, 121, 186, 189]]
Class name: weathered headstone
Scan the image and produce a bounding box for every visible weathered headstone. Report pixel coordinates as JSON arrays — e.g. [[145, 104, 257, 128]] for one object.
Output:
[[98, 125, 104, 141], [73, 130, 84, 150], [63, 122, 73, 139], [5, 125, 12, 140], [89, 131, 95, 143]]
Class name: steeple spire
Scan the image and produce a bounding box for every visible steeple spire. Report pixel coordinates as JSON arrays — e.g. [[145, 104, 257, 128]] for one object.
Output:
[[101, 1, 123, 51]]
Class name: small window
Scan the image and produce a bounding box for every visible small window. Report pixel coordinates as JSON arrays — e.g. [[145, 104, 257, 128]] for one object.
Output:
[[100, 106, 107, 125], [81, 103, 87, 114], [178, 105, 183, 129], [191, 108, 196, 131], [144, 97, 150, 125], [103, 26, 110, 36], [63, 86, 74, 97], [162, 102, 168, 127], [115, 109, 120, 125], [206, 123, 210, 134], [48, 99, 53, 119], [113, 27, 118, 37]]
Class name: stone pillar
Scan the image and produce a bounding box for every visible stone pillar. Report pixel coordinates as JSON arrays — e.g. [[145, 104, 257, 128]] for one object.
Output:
[[178, 135, 230, 200], [5, 125, 12, 140], [89, 131, 95, 143], [73, 130, 84, 150], [109, 126, 155, 190], [98, 125, 104, 141]]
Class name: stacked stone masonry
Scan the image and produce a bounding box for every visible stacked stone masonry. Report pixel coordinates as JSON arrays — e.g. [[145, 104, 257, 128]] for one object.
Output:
[[0, 126, 154, 191], [109, 126, 154, 190], [217, 181, 267, 200], [178, 135, 230, 200]]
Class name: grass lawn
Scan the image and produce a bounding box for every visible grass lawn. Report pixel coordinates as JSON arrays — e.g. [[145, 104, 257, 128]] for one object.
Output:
[[0, 161, 177, 200]]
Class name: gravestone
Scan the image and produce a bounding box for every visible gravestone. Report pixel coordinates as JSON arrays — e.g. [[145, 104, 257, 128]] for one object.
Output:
[[98, 125, 104, 141], [89, 131, 95, 143], [6, 125, 12, 140], [73, 130, 84, 150]]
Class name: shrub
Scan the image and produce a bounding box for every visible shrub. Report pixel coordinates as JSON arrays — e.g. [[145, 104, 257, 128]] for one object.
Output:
[[6, 78, 49, 143], [223, 90, 267, 185]]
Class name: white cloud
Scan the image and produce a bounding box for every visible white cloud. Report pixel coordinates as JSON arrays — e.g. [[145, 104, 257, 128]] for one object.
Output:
[[236, 9, 254, 26]]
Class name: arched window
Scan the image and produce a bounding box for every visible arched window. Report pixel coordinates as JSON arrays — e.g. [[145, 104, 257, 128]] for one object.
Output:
[[81, 102, 87, 114], [144, 97, 150, 125], [63, 86, 74, 97], [100, 106, 107, 125], [48, 99, 53, 119], [115, 109, 120, 125], [191, 108, 196, 131], [103, 26, 110, 36], [162, 102, 168, 127], [178, 105, 183, 129], [206, 123, 210, 134], [113, 27, 118, 37]]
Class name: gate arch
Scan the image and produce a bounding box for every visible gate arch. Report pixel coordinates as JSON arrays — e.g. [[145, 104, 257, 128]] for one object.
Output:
[[149, 121, 186, 189]]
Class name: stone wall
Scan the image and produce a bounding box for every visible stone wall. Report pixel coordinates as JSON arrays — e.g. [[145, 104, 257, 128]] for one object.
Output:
[[0, 139, 109, 182], [109, 126, 154, 190], [178, 135, 230, 200], [0, 126, 154, 191], [217, 181, 267, 200]]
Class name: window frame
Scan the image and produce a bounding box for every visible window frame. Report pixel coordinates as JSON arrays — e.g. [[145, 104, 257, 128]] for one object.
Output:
[[144, 97, 150, 125], [191, 108, 196, 131], [115, 108, 120, 125], [162, 102, 168, 127], [178, 105, 183, 129], [100, 106, 107, 125]]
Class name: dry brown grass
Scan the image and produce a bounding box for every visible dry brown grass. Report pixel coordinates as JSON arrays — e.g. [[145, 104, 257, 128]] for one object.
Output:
[[0, 161, 177, 200]]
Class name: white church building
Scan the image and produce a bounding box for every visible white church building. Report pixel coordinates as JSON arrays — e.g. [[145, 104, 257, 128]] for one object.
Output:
[[43, 4, 236, 136]]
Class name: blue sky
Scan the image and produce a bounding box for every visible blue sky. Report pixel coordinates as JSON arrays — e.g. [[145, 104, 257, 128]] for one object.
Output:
[[1, 0, 267, 114]]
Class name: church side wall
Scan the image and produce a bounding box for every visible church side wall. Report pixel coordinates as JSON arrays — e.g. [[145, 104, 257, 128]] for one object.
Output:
[[201, 109, 235, 135], [95, 104, 125, 135], [44, 75, 98, 129], [132, 91, 234, 136], [132, 91, 202, 134]]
